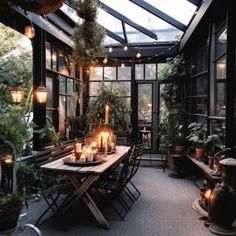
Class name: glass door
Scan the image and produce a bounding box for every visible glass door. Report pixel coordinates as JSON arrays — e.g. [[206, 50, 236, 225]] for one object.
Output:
[[137, 82, 160, 152]]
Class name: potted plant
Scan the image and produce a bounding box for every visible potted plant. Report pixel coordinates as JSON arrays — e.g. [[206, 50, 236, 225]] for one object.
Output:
[[35, 119, 61, 149], [0, 192, 23, 232], [86, 85, 130, 139], [187, 122, 207, 160]]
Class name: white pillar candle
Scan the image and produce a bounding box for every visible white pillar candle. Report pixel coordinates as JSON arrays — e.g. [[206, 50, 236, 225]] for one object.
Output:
[[79, 154, 86, 163], [87, 149, 93, 162], [76, 143, 82, 153]]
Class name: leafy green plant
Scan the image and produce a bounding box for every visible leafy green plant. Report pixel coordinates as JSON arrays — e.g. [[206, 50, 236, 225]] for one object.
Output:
[[0, 192, 22, 210], [187, 122, 207, 148], [87, 85, 130, 136], [159, 54, 187, 109], [16, 162, 40, 198], [0, 106, 35, 157], [36, 120, 61, 146], [72, 0, 105, 66]]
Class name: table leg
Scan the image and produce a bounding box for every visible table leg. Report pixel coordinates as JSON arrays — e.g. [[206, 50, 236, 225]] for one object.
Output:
[[59, 175, 110, 229], [82, 192, 110, 229]]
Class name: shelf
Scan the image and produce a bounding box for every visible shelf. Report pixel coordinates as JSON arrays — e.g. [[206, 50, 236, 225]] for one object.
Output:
[[187, 155, 221, 182]]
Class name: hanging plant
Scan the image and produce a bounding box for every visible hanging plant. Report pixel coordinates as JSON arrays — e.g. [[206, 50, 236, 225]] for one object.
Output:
[[1, 0, 63, 15], [72, 0, 105, 66]]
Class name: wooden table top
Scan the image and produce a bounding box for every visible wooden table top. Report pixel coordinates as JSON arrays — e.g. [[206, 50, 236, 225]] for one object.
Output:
[[40, 146, 130, 176]]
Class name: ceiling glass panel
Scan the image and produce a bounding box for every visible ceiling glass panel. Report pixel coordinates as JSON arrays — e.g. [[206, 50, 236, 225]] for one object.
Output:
[[97, 8, 124, 38], [144, 0, 197, 26], [104, 36, 121, 45], [125, 24, 155, 43]]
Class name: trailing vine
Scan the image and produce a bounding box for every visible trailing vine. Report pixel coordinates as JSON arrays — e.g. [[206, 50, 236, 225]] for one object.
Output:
[[72, 0, 105, 66]]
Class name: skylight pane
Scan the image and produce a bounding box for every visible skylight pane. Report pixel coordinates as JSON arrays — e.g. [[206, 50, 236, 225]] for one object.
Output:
[[104, 36, 121, 46], [99, 0, 179, 43], [125, 24, 156, 43], [97, 9, 124, 38], [144, 0, 197, 26]]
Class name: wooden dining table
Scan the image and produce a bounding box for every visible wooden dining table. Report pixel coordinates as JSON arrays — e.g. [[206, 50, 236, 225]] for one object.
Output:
[[40, 145, 130, 229]]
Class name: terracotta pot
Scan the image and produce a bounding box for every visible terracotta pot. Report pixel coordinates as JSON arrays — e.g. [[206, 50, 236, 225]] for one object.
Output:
[[195, 148, 205, 160], [175, 145, 185, 154], [0, 206, 22, 231]]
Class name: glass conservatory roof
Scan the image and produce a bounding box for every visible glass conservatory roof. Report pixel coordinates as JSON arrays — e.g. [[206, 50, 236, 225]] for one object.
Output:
[[61, 0, 200, 46]]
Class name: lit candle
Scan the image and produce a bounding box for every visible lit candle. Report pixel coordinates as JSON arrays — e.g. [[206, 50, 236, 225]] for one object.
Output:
[[76, 143, 82, 153], [87, 148, 93, 162], [91, 141, 97, 149], [79, 154, 86, 163], [105, 104, 109, 126], [205, 189, 211, 212], [4, 155, 13, 164]]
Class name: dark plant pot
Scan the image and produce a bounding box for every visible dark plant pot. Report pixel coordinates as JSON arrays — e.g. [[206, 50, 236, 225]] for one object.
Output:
[[208, 155, 214, 169], [0, 206, 22, 231], [209, 183, 236, 225]]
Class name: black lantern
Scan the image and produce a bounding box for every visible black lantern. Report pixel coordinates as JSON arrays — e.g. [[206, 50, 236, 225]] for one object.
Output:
[[35, 82, 48, 103], [10, 86, 24, 105]]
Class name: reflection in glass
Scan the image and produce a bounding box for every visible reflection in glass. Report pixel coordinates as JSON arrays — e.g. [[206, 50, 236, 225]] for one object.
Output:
[[138, 84, 152, 123], [59, 95, 66, 135], [52, 48, 57, 71], [90, 67, 103, 81], [216, 56, 226, 79], [67, 78, 74, 95], [118, 66, 131, 80], [59, 76, 66, 94], [216, 83, 225, 117], [145, 63, 156, 80], [46, 76, 53, 107], [45, 43, 51, 69], [112, 82, 131, 96], [58, 53, 69, 75], [135, 64, 144, 80], [157, 63, 167, 75], [215, 27, 227, 58], [104, 67, 116, 80], [192, 98, 207, 115], [89, 82, 102, 96]]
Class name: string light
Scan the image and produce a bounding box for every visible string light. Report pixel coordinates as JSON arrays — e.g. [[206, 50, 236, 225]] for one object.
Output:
[[136, 51, 141, 58], [103, 57, 108, 64], [102, 42, 179, 64], [123, 45, 128, 51], [121, 62, 125, 68], [108, 46, 113, 53]]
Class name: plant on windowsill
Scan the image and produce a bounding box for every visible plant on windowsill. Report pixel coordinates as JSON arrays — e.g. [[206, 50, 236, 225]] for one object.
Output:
[[186, 122, 208, 161], [72, 0, 105, 66]]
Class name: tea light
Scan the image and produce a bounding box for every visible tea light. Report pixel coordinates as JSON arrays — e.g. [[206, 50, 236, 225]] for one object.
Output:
[[76, 143, 82, 153], [4, 155, 13, 164], [91, 141, 97, 149], [79, 154, 86, 163], [70, 155, 76, 162]]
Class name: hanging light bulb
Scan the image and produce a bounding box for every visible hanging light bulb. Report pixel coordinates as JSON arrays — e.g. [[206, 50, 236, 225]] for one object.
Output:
[[121, 62, 125, 68], [123, 45, 128, 51], [24, 25, 35, 39], [108, 46, 113, 53], [35, 82, 48, 104], [136, 51, 141, 58], [103, 57, 108, 64], [11, 86, 24, 105]]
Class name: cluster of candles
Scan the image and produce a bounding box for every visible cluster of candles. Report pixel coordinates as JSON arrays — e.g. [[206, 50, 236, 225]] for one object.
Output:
[[70, 142, 97, 163], [97, 130, 116, 154]]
